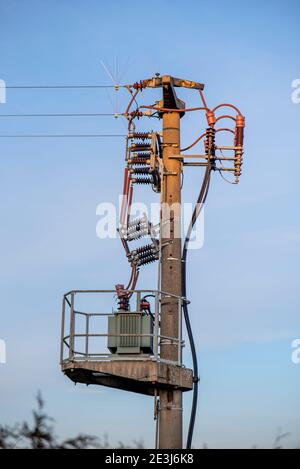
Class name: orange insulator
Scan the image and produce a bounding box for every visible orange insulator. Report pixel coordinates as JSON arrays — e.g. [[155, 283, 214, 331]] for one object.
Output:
[[236, 114, 245, 128], [206, 110, 216, 126], [235, 115, 245, 147]]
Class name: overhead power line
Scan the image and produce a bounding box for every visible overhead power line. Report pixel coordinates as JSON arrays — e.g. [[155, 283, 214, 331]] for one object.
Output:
[[2, 84, 127, 89], [0, 134, 126, 138], [0, 113, 124, 118]]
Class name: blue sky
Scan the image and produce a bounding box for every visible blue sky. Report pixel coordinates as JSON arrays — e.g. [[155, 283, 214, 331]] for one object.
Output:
[[0, 0, 299, 448]]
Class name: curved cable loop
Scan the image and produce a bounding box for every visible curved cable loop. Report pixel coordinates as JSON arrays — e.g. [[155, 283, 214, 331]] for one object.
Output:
[[212, 103, 243, 115]]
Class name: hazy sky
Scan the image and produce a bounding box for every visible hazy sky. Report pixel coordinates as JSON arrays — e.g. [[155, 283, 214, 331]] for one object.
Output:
[[0, 0, 299, 449]]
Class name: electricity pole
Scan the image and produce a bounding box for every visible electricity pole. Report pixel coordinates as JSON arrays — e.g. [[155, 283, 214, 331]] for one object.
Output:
[[61, 73, 245, 451], [159, 76, 185, 448]]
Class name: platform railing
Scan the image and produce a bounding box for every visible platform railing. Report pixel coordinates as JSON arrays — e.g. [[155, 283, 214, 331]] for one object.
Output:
[[60, 289, 186, 367]]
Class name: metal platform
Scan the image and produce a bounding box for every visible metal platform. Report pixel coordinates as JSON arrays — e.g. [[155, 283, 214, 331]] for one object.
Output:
[[60, 289, 193, 396], [62, 359, 193, 396]]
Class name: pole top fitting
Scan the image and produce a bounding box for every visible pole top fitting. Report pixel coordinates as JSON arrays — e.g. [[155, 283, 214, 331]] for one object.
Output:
[[137, 75, 204, 91]]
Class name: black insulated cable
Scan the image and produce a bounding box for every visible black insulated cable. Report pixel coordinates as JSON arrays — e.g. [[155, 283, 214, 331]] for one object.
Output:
[[181, 163, 212, 449]]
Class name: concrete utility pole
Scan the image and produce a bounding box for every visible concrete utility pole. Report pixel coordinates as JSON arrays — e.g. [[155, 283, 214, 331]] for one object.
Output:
[[159, 76, 185, 448]]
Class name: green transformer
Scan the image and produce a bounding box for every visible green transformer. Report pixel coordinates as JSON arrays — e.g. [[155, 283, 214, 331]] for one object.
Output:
[[107, 312, 153, 355]]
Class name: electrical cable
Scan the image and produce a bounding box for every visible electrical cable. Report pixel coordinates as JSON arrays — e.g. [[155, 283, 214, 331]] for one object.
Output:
[[0, 113, 125, 118], [125, 88, 141, 132], [0, 134, 126, 138], [212, 103, 242, 115], [218, 168, 237, 185], [4, 84, 127, 89], [181, 132, 206, 152], [182, 162, 212, 449], [125, 266, 135, 291], [216, 149, 237, 185], [140, 295, 155, 322], [142, 295, 156, 301], [215, 115, 236, 124], [198, 89, 208, 109]]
